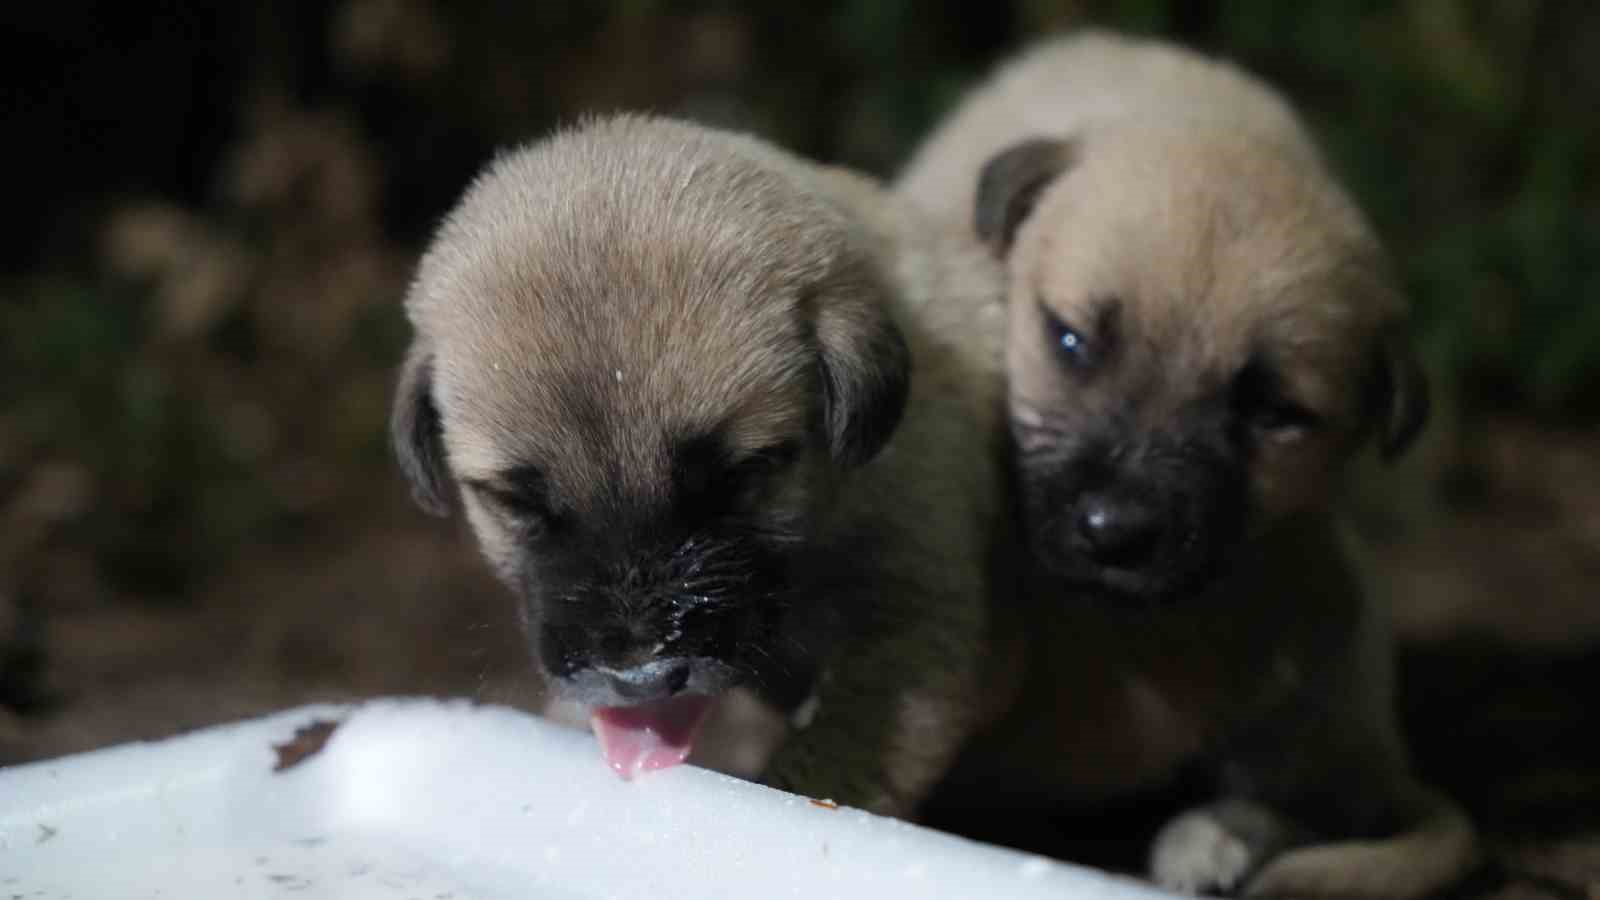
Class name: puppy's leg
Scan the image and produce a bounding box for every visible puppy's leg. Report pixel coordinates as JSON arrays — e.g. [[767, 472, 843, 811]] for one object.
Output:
[[1151, 734, 1474, 899], [1242, 623, 1476, 899], [1149, 782, 1474, 898], [1154, 602, 1476, 899], [1243, 783, 1474, 899], [760, 592, 984, 819]]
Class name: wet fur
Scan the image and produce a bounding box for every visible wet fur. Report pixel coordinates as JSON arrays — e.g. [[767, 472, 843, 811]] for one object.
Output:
[[897, 29, 1474, 897], [391, 115, 1011, 816]]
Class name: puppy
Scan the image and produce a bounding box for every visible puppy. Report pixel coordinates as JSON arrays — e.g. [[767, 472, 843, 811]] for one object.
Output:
[[897, 30, 1476, 897], [389, 114, 1011, 817]]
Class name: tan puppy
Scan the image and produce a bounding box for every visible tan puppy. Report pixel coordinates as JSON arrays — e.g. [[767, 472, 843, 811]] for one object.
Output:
[[897, 30, 1476, 898], [390, 114, 1011, 817]]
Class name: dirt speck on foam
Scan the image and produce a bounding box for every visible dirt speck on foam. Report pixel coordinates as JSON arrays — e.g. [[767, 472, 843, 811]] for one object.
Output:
[[272, 719, 340, 772]]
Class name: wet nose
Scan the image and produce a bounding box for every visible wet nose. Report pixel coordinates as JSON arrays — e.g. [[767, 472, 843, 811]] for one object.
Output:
[[1076, 495, 1163, 566], [605, 658, 692, 703]]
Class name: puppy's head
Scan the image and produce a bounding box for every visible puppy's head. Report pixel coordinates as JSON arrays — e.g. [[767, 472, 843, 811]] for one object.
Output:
[[977, 128, 1428, 602], [390, 117, 908, 721]]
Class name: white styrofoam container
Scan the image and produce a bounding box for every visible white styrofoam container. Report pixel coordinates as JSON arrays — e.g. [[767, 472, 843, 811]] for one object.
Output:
[[0, 698, 1181, 899]]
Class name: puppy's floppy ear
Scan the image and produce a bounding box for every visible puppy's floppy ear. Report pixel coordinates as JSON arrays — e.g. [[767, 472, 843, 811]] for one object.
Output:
[[1368, 325, 1431, 461], [810, 258, 912, 468], [390, 340, 451, 515], [975, 137, 1078, 254]]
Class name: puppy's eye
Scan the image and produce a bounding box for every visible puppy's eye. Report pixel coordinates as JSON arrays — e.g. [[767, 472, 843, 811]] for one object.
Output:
[[734, 441, 801, 482], [1041, 306, 1091, 370], [1232, 360, 1320, 435], [480, 487, 549, 521], [466, 470, 559, 534], [1252, 400, 1320, 433], [673, 436, 798, 523]]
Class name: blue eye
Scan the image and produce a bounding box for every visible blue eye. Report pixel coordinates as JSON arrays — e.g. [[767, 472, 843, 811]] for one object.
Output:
[[1042, 308, 1091, 369]]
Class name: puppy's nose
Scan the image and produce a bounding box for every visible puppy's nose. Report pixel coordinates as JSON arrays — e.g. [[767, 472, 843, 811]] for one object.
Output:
[[1077, 496, 1162, 566], [605, 659, 692, 703]]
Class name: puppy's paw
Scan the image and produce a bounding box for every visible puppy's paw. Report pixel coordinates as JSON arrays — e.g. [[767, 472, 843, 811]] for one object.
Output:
[[1149, 809, 1259, 896]]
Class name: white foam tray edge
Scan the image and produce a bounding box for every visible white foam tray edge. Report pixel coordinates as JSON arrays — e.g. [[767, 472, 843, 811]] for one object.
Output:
[[0, 698, 1183, 899]]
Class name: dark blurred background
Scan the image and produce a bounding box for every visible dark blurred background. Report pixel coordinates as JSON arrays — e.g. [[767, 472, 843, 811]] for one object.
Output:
[[2, 1, 1597, 895]]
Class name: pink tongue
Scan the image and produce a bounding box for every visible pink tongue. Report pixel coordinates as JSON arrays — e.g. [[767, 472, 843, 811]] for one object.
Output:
[[589, 695, 715, 780]]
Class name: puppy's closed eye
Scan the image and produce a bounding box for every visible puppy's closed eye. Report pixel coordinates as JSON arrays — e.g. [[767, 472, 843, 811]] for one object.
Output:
[[1232, 359, 1320, 435], [467, 466, 564, 534], [733, 441, 802, 483], [672, 436, 801, 528]]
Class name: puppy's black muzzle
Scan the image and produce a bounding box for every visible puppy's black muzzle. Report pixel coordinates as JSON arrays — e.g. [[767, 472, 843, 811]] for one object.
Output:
[[1019, 430, 1247, 605], [528, 531, 792, 706]]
